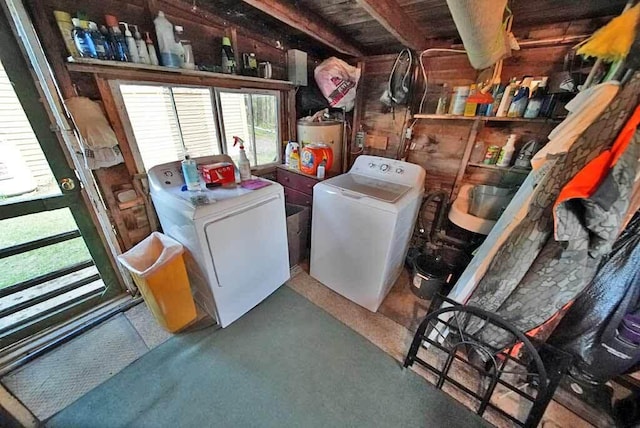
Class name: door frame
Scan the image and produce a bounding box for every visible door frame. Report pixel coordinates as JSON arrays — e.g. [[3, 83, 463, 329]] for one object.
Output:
[[0, 2, 130, 344], [0, 0, 133, 289]]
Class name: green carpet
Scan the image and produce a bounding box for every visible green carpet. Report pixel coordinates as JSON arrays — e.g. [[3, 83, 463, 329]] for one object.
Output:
[[47, 287, 488, 427]]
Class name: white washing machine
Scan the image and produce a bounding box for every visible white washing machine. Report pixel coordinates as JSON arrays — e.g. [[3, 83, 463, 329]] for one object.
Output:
[[310, 155, 425, 312], [148, 155, 290, 327]]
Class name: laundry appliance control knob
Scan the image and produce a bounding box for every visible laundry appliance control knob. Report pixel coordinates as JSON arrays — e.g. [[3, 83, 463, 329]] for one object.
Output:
[[395, 168, 404, 174], [380, 164, 390, 172]]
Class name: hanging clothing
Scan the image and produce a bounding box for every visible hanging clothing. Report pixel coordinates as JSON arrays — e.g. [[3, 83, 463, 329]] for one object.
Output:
[[548, 213, 640, 383], [531, 82, 620, 170], [464, 72, 640, 349], [554, 104, 640, 257]]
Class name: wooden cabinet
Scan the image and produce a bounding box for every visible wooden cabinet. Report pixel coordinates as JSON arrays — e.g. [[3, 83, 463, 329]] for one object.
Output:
[[276, 165, 322, 209]]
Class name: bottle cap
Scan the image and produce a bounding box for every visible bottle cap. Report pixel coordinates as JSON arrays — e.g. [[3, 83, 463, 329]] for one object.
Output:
[[105, 14, 118, 27], [89, 21, 98, 30], [71, 17, 81, 27], [222, 36, 232, 46], [174, 25, 184, 33]]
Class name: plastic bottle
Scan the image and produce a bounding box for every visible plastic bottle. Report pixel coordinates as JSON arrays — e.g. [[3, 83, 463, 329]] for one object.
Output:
[[221, 36, 236, 74], [132, 25, 150, 64], [53, 11, 79, 57], [175, 26, 194, 69], [181, 154, 200, 191], [508, 77, 532, 118], [105, 15, 129, 62], [119, 22, 140, 63], [145, 32, 159, 66], [72, 18, 97, 58], [154, 11, 181, 68], [435, 83, 449, 114], [233, 136, 251, 181], [88, 21, 110, 60], [284, 141, 299, 167], [523, 79, 547, 119], [496, 134, 517, 167], [317, 160, 326, 179], [496, 77, 517, 117]]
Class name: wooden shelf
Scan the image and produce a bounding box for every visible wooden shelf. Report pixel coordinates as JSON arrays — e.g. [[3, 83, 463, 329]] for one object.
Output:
[[412, 114, 559, 124], [467, 162, 530, 174], [66, 57, 295, 90]]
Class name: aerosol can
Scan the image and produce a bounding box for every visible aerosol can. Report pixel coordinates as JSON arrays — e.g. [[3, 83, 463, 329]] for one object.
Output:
[[233, 136, 251, 181]]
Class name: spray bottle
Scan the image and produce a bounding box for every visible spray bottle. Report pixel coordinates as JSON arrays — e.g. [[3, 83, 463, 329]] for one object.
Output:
[[233, 136, 251, 181], [145, 31, 159, 65], [132, 25, 150, 64], [119, 22, 140, 63]]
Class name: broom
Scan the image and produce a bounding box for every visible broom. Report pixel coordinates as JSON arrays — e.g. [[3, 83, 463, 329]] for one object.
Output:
[[575, 2, 640, 63]]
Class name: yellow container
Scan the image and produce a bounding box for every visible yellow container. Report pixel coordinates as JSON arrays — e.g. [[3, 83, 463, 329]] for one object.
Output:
[[118, 232, 197, 333]]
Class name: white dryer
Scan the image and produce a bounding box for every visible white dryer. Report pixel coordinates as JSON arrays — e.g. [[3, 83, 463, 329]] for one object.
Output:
[[310, 155, 425, 312], [148, 155, 290, 327]]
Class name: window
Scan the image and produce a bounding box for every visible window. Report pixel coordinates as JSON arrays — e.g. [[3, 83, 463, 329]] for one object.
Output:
[[217, 91, 279, 167], [118, 83, 280, 171]]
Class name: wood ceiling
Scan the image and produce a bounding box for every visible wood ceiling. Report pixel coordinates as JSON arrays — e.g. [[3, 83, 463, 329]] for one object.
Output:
[[201, 0, 630, 57]]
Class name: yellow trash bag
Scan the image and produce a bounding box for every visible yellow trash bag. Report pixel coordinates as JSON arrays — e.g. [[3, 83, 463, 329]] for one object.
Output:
[[118, 232, 197, 332]]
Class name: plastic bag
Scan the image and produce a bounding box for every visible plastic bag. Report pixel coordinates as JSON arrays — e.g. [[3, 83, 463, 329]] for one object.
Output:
[[66, 97, 119, 150], [314, 57, 361, 112], [548, 212, 640, 382], [117, 232, 184, 278]]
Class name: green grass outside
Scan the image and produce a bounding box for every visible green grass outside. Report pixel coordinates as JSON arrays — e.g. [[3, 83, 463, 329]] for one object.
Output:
[[0, 209, 92, 289]]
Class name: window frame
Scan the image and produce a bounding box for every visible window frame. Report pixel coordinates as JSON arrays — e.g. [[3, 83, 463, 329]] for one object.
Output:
[[111, 80, 282, 173], [213, 87, 282, 170]]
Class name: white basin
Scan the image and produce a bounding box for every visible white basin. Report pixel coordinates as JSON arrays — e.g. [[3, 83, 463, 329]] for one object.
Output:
[[448, 184, 496, 235]]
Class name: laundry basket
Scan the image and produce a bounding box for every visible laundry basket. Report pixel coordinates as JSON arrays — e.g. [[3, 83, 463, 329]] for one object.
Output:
[[117, 232, 196, 332]]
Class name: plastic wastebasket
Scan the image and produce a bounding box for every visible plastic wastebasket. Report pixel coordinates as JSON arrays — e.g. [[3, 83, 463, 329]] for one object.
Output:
[[117, 232, 196, 332]]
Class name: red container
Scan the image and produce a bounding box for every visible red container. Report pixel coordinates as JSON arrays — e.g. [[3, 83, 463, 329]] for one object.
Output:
[[300, 143, 333, 176], [201, 162, 235, 185]]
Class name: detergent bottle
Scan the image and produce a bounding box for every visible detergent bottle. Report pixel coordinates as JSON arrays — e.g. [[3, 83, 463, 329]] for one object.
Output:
[[233, 136, 251, 181]]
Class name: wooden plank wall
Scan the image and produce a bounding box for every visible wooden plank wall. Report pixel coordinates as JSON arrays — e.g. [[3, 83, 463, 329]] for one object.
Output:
[[359, 45, 571, 228], [27, 0, 301, 250]]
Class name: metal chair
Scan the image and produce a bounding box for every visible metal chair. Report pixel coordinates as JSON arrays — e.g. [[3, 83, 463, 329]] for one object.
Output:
[[404, 298, 571, 428]]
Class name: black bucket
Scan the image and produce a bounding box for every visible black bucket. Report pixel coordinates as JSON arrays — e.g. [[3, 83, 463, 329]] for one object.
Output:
[[410, 254, 449, 300]]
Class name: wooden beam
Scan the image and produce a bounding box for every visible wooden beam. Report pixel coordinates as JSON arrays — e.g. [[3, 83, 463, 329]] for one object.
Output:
[[241, 0, 365, 57], [355, 0, 427, 51]]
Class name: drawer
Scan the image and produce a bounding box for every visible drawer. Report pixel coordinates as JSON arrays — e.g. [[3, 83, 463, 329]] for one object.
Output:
[[283, 187, 313, 208], [276, 168, 317, 195]]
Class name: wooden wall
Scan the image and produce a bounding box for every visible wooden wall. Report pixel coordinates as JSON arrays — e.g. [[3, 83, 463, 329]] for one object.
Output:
[[358, 45, 574, 229], [26, 0, 303, 250]]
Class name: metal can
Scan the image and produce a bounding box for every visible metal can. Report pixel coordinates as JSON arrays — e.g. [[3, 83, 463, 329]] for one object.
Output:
[[449, 85, 470, 115], [483, 146, 501, 165]]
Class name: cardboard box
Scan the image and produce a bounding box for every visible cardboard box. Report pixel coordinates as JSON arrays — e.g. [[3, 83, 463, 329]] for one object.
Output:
[[285, 203, 310, 267]]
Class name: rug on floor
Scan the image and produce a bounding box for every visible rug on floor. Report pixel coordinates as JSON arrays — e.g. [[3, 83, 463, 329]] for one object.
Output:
[[47, 286, 489, 428]]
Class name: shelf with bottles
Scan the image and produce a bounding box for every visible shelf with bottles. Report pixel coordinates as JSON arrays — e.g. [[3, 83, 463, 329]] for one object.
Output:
[[56, 9, 290, 88], [66, 57, 294, 88], [411, 114, 560, 123]]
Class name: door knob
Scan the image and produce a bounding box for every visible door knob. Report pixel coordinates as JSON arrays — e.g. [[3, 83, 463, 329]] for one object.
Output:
[[60, 177, 76, 191]]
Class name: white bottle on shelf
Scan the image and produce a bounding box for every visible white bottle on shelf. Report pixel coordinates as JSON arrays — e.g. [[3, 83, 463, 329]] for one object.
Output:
[[132, 25, 150, 64], [496, 134, 517, 167], [119, 22, 140, 63]]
